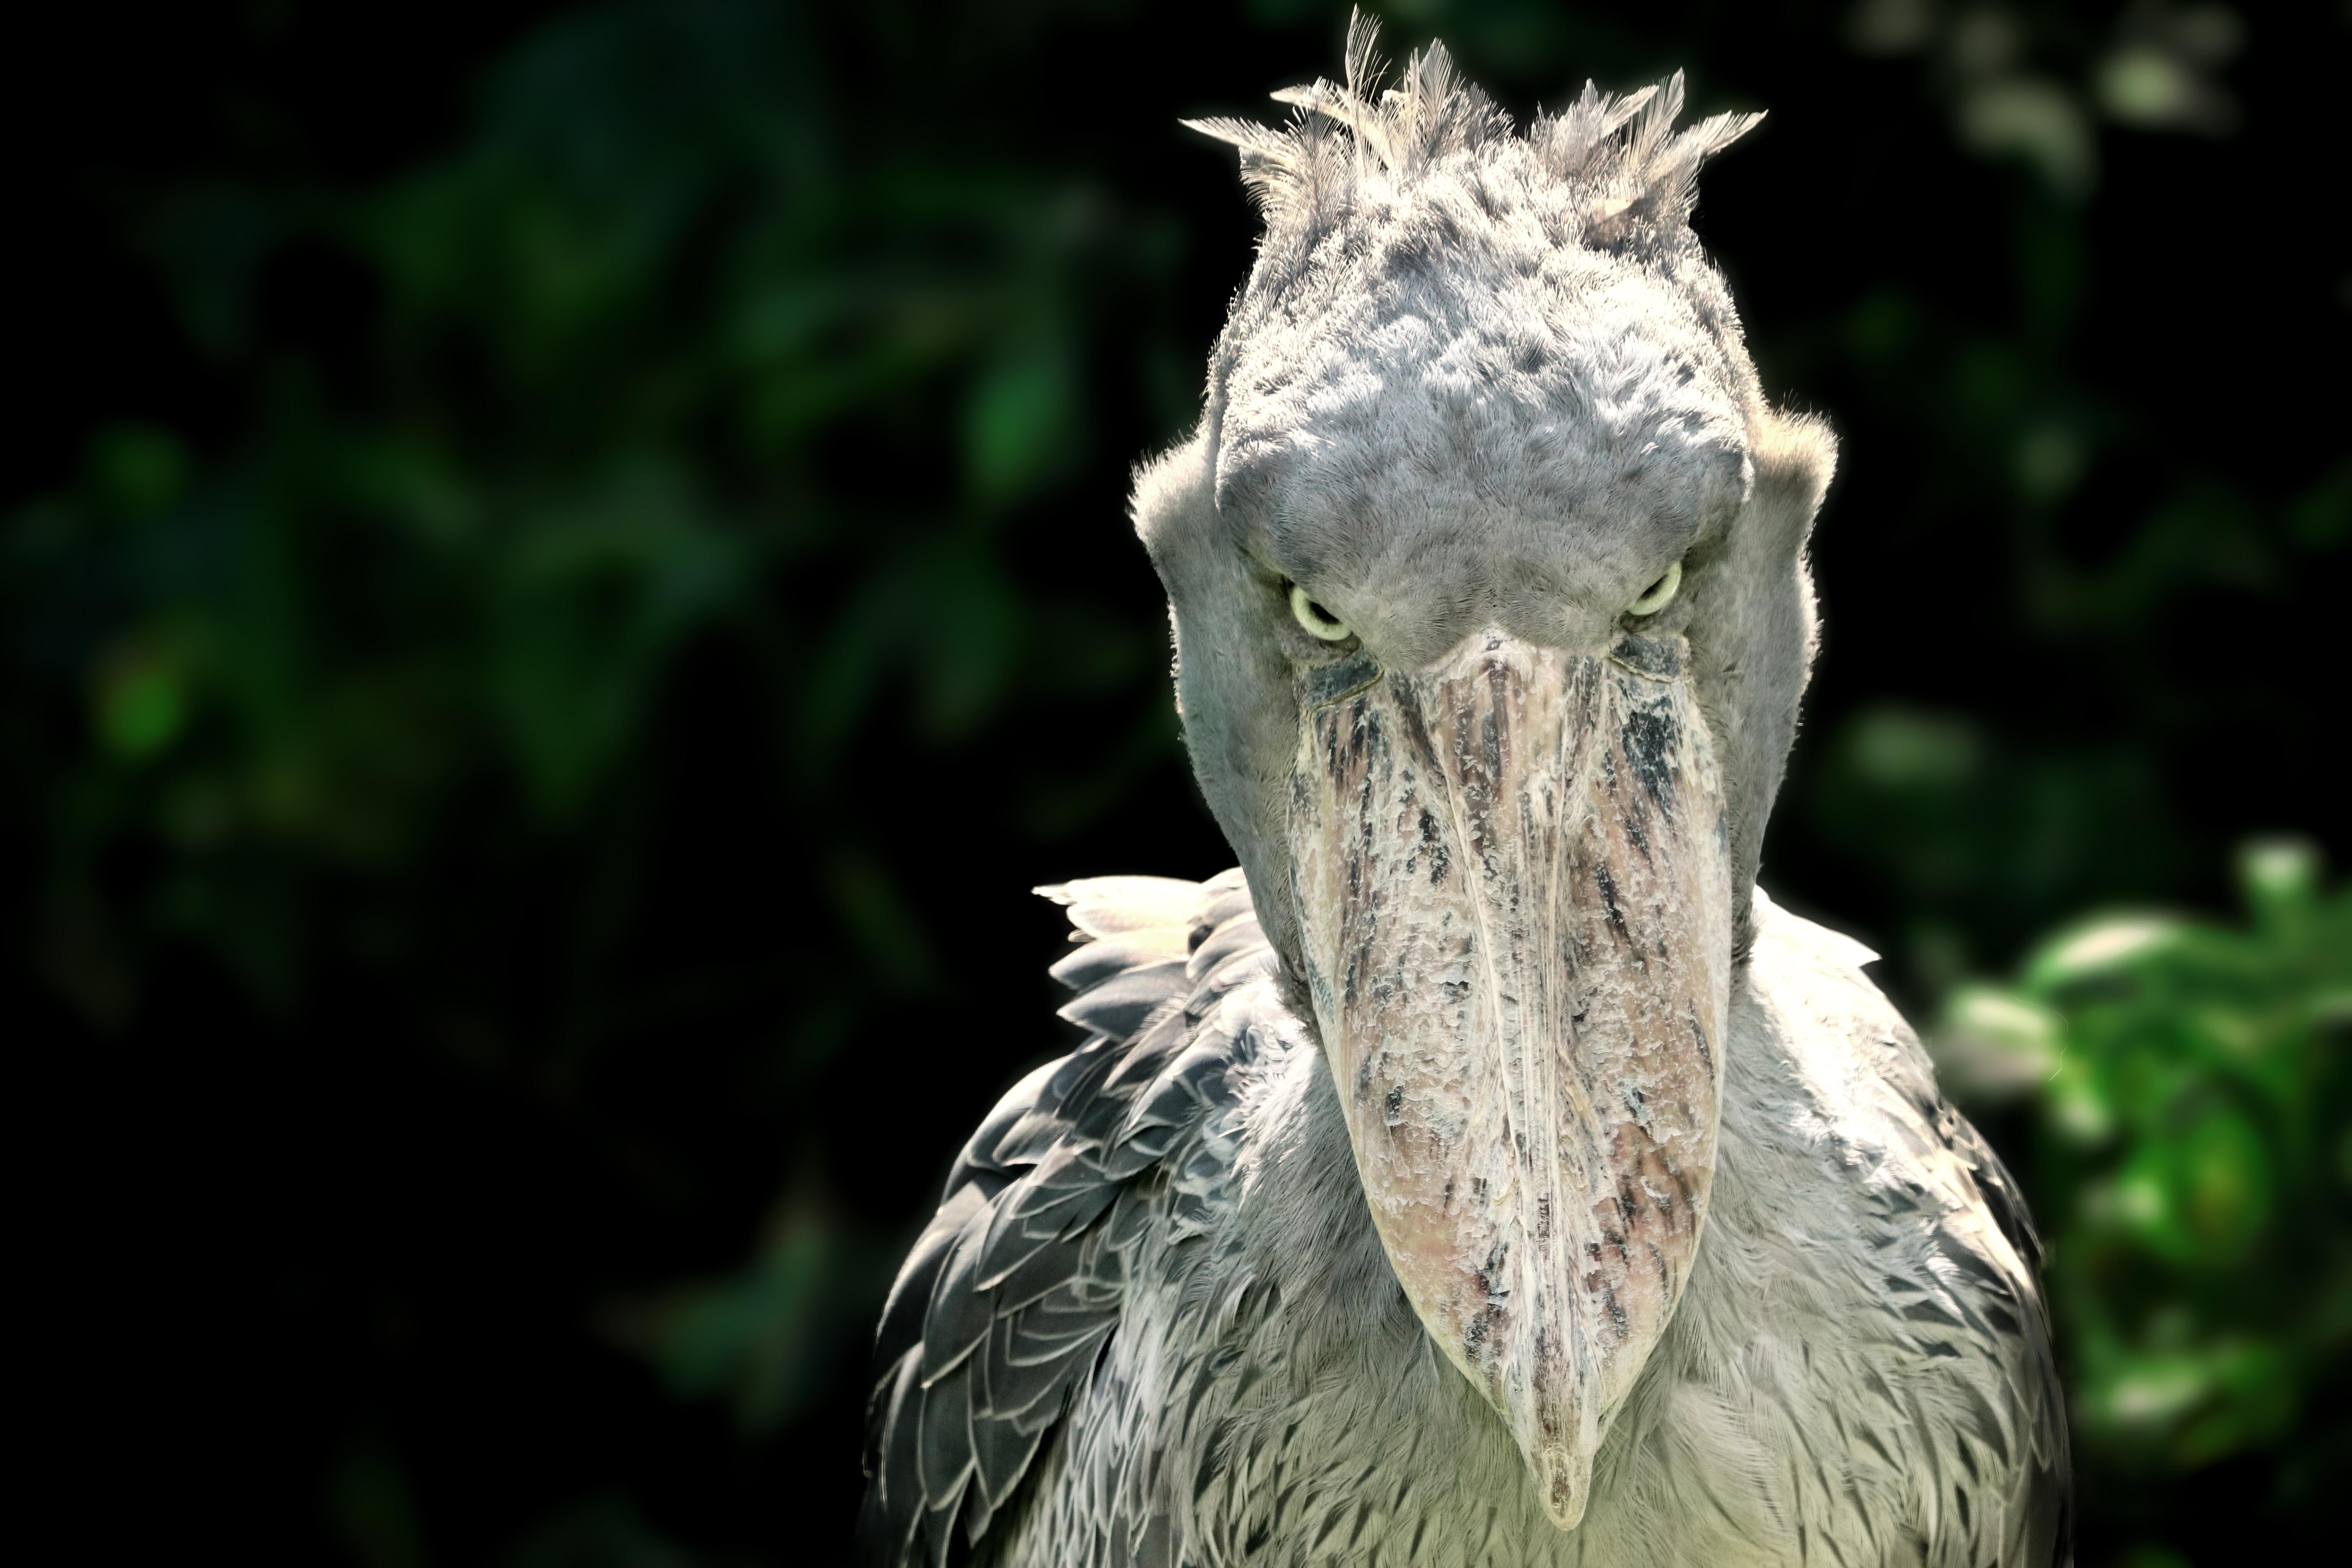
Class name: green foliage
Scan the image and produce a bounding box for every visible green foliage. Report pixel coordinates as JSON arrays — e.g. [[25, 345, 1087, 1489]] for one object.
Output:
[[7, 0, 1186, 1025], [1941, 842, 2352, 1492], [1770, 0, 2347, 1009], [598, 1194, 889, 1439]]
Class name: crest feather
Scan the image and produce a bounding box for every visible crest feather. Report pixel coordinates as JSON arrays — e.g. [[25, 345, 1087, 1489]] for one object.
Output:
[[1189, 10, 1759, 253]]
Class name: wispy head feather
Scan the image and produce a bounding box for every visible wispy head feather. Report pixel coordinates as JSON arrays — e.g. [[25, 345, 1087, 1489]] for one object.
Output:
[[1183, 11, 1760, 258]]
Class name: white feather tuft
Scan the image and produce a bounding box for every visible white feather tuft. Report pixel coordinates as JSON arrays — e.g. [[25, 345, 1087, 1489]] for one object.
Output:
[[1187, 11, 1756, 255]]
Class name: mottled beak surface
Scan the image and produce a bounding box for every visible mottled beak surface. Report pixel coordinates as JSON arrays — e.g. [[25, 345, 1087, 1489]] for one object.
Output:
[[1289, 630, 1734, 1530]]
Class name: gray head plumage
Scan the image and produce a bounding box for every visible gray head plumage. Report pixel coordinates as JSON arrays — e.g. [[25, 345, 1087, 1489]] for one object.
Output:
[[1140, 14, 1831, 984]]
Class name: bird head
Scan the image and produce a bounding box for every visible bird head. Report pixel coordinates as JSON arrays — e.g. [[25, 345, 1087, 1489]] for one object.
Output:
[[1135, 18, 1836, 1532]]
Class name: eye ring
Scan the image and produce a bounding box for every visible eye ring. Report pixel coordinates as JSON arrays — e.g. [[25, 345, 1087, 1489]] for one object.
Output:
[[1627, 559, 1683, 617], [1289, 583, 1354, 641]]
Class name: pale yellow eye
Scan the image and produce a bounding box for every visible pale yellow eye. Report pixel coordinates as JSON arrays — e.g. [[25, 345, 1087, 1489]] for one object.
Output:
[[1289, 583, 1353, 641], [1627, 559, 1682, 616]]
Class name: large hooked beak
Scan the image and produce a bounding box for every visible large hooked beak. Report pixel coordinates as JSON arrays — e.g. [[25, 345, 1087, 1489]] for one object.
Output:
[[1288, 628, 1734, 1530]]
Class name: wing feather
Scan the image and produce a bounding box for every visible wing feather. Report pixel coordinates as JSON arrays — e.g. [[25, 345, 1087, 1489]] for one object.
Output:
[[857, 872, 1271, 1567]]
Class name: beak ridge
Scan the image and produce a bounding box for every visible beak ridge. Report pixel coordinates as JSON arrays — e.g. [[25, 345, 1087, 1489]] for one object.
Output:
[[1289, 629, 1733, 1530]]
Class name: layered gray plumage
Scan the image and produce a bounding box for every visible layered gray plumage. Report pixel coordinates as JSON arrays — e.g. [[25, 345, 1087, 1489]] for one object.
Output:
[[860, 18, 2068, 1566], [861, 877, 2066, 1567]]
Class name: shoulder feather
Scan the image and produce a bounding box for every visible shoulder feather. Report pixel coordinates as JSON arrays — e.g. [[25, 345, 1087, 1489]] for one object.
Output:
[[858, 871, 1268, 1567]]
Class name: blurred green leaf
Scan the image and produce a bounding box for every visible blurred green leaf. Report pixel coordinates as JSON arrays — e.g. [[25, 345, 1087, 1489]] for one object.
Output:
[[488, 467, 747, 823], [1944, 841, 2352, 1476], [88, 422, 192, 522], [1938, 982, 2063, 1098], [964, 335, 1079, 505], [2027, 916, 2185, 991], [598, 1191, 886, 1439], [1957, 76, 2095, 198], [94, 656, 187, 758], [326, 1436, 432, 1568], [2287, 462, 2352, 551]]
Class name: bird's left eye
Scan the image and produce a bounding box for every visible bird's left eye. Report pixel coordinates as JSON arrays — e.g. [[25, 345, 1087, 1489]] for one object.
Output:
[[1627, 559, 1683, 616], [1289, 584, 1354, 641]]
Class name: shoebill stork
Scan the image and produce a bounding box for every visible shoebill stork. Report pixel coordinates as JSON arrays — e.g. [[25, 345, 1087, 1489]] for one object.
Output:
[[859, 22, 2069, 1567]]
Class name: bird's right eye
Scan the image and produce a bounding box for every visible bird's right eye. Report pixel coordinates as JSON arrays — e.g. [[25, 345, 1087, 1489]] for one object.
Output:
[[1289, 583, 1354, 641], [1626, 559, 1683, 617]]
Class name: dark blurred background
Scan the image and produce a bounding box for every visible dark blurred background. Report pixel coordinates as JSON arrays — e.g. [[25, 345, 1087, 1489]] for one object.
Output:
[[5, 2, 2345, 1564]]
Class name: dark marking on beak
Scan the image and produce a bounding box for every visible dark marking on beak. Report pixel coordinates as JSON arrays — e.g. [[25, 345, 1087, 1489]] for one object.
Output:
[[1592, 862, 1634, 950], [1606, 634, 1684, 682], [1686, 1000, 1714, 1075], [1621, 698, 1681, 815]]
